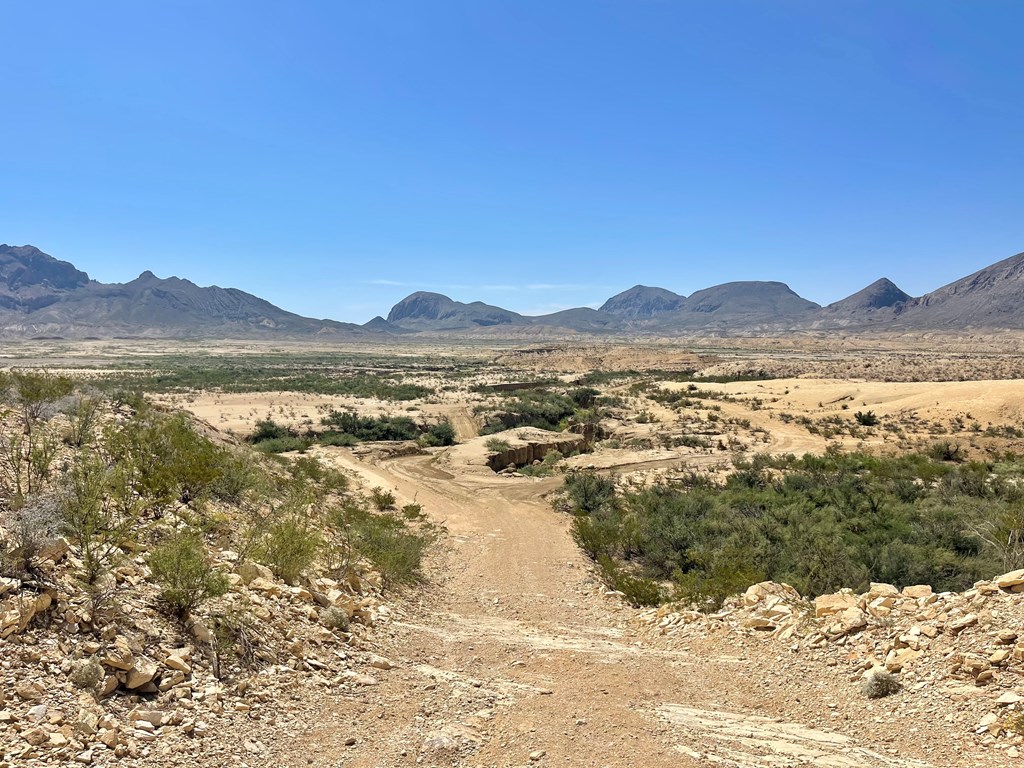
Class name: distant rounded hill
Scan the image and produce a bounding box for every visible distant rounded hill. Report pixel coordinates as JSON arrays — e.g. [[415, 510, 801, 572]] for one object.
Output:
[[600, 285, 685, 318], [386, 291, 524, 329]]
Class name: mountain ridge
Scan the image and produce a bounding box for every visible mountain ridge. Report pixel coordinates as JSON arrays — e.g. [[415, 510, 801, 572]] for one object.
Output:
[[4, 244, 1024, 338]]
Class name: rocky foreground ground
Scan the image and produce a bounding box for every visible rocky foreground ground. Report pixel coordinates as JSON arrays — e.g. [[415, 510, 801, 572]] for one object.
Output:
[[4, 447, 1024, 767]]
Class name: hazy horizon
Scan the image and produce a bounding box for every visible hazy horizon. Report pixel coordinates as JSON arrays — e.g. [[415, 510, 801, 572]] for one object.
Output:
[[3, 2, 1023, 322]]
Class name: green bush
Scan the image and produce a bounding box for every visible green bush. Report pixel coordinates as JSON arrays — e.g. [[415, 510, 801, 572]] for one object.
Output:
[[63, 396, 100, 447], [422, 421, 456, 447], [320, 410, 421, 442], [597, 555, 662, 606], [254, 436, 310, 454], [854, 410, 879, 427], [102, 409, 229, 506], [485, 437, 511, 453], [255, 515, 322, 584], [370, 487, 396, 512], [58, 454, 137, 584], [333, 505, 435, 591], [563, 449, 1009, 607], [564, 471, 617, 515], [479, 390, 578, 433], [250, 419, 292, 443], [149, 530, 230, 617]]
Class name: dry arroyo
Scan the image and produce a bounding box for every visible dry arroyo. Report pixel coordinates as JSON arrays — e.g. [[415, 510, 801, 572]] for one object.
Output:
[[259, 448, 1009, 768]]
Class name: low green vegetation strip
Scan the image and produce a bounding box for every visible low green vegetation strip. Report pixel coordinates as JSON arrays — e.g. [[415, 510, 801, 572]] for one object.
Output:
[[249, 411, 456, 453], [96, 366, 433, 401], [563, 449, 1023, 608], [476, 386, 602, 434]]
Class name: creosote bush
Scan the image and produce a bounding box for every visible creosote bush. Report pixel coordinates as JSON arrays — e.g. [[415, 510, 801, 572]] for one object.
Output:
[[149, 530, 230, 617], [330, 503, 436, 591], [255, 514, 322, 584]]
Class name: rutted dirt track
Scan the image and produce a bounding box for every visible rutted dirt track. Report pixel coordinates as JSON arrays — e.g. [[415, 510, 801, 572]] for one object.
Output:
[[279, 449, 997, 767]]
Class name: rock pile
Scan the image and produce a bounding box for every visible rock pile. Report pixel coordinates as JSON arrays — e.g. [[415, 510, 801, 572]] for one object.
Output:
[[635, 569, 1024, 758], [0, 538, 398, 767]]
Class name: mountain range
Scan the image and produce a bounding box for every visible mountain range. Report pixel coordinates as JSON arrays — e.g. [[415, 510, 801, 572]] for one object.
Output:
[[3, 243, 1024, 338]]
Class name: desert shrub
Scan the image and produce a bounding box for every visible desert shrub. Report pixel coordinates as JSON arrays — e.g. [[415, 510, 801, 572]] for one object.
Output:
[[63, 396, 100, 447], [571, 511, 622, 560], [0, 495, 60, 577], [250, 419, 292, 443], [254, 514, 322, 584], [320, 410, 421, 442], [401, 502, 425, 520], [927, 441, 964, 463], [320, 606, 350, 631], [208, 607, 265, 679], [422, 420, 456, 447], [69, 657, 104, 690], [479, 390, 578, 433], [854, 410, 879, 427], [2, 370, 75, 433], [861, 668, 900, 699], [58, 454, 137, 584], [563, 449, 1008, 607], [597, 555, 662, 606], [569, 387, 600, 408], [338, 506, 435, 591], [485, 437, 511, 453], [564, 470, 617, 515], [254, 436, 310, 454], [288, 455, 348, 495], [320, 431, 359, 447], [0, 421, 59, 499], [210, 452, 260, 504], [149, 530, 230, 617], [98, 365, 433, 401], [369, 487, 397, 512], [102, 409, 230, 507]]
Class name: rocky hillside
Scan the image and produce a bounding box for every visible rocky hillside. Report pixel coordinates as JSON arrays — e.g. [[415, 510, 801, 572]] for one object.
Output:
[[9, 243, 1024, 338], [895, 251, 1024, 329], [0, 375, 436, 766], [599, 285, 685, 319], [0, 245, 376, 339], [654, 280, 820, 329], [385, 292, 526, 330], [0, 245, 91, 313], [814, 278, 914, 327], [637, 574, 1024, 757]]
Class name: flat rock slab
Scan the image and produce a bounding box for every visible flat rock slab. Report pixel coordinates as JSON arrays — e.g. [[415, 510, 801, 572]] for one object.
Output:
[[657, 704, 933, 767]]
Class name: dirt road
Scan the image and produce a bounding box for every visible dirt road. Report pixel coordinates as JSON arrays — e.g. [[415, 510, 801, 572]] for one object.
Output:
[[279, 448, 998, 768]]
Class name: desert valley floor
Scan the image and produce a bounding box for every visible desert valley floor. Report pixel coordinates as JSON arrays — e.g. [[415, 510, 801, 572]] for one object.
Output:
[[3, 337, 1024, 767]]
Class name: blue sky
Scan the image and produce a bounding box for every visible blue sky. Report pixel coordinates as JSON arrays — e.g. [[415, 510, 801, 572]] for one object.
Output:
[[2, 1, 1022, 322]]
